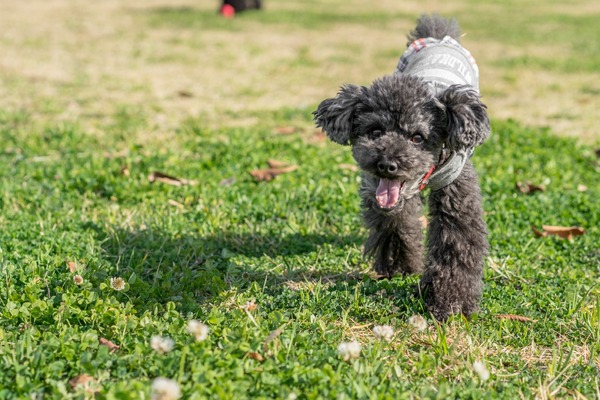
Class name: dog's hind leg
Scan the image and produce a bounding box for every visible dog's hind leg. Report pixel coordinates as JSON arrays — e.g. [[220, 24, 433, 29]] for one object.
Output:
[[420, 161, 488, 320], [363, 195, 424, 277]]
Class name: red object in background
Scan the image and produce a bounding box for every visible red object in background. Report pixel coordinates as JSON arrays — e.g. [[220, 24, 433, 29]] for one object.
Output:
[[220, 4, 235, 18]]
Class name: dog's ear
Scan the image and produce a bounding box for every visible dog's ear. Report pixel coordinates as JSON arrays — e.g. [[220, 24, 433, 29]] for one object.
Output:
[[436, 85, 490, 150], [313, 84, 365, 145]]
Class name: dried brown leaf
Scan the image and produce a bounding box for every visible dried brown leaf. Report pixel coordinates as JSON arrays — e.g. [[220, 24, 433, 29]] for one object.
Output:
[[544, 225, 585, 235], [267, 159, 290, 169], [419, 215, 428, 229], [148, 171, 197, 186], [532, 225, 585, 240], [99, 337, 120, 352], [531, 226, 544, 237], [250, 165, 298, 181], [516, 181, 545, 194], [247, 351, 264, 361], [495, 314, 537, 322], [67, 261, 77, 273], [68, 374, 99, 393], [577, 184, 587, 192]]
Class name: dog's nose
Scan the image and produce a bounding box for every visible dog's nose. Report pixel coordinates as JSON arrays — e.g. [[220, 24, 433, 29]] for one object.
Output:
[[377, 160, 398, 174]]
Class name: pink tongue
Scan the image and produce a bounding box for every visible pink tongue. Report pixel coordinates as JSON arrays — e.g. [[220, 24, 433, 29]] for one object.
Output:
[[376, 179, 402, 208]]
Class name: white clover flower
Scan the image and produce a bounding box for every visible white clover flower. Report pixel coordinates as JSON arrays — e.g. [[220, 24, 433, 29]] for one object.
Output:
[[187, 320, 209, 342], [473, 360, 490, 381], [408, 315, 427, 331], [73, 275, 84, 285], [150, 336, 175, 354], [110, 277, 126, 291], [373, 325, 395, 342], [151, 377, 181, 400], [337, 340, 362, 361]]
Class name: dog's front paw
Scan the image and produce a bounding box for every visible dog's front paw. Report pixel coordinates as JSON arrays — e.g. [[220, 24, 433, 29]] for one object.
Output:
[[366, 233, 424, 278], [419, 270, 481, 321], [374, 257, 423, 278]]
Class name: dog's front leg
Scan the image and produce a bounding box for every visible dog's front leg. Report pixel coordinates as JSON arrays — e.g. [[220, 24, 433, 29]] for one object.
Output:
[[421, 161, 488, 320], [362, 194, 424, 277]]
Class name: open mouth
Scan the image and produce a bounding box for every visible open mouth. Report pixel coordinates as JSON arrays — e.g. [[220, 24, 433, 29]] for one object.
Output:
[[375, 178, 405, 210]]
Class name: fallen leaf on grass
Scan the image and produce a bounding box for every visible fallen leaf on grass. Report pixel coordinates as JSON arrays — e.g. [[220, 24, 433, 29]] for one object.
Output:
[[495, 314, 537, 323], [67, 261, 77, 273], [516, 181, 545, 194], [68, 374, 99, 393], [247, 352, 264, 362], [99, 337, 120, 352], [267, 159, 290, 169], [148, 171, 197, 186], [532, 225, 585, 240], [419, 216, 428, 229], [577, 184, 587, 192], [250, 162, 298, 182]]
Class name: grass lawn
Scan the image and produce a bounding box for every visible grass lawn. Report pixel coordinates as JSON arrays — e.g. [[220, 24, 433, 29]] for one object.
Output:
[[1, 0, 599, 399]]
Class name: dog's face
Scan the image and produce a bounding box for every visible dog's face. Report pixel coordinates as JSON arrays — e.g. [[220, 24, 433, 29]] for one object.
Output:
[[314, 74, 490, 212]]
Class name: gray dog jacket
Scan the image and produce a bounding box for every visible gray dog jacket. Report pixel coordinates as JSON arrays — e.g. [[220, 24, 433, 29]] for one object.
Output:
[[396, 36, 479, 95], [395, 36, 479, 196]]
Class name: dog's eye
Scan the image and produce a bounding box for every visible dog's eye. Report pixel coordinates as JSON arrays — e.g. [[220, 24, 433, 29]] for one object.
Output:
[[411, 134, 425, 144], [372, 130, 383, 137]]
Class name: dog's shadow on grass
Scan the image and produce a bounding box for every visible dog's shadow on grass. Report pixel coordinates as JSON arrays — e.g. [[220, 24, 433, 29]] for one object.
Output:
[[83, 222, 415, 312]]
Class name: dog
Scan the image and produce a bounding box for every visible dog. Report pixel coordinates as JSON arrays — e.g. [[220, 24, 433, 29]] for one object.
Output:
[[314, 15, 490, 320]]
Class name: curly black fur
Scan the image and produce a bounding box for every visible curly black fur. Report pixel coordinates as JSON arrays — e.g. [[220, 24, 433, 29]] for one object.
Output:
[[314, 15, 490, 320], [406, 14, 461, 45]]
